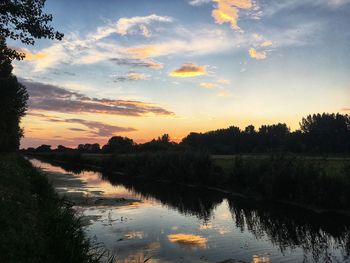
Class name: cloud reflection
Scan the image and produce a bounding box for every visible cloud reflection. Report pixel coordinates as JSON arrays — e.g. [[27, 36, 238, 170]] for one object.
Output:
[[168, 233, 207, 249]]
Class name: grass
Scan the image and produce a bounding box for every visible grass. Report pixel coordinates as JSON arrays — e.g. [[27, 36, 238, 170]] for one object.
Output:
[[0, 153, 106, 263], [225, 155, 350, 210]]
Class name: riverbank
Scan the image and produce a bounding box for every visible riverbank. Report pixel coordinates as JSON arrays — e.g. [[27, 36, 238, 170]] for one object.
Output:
[[0, 153, 105, 263], [27, 151, 350, 213]]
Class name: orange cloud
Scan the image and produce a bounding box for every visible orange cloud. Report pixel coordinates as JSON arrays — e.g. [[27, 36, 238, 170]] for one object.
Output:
[[124, 46, 158, 59], [169, 63, 207, 77], [212, 0, 253, 30], [217, 78, 230, 84], [168, 234, 207, 248], [199, 82, 216, 88], [13, 47, 47, 61], [249, 47, 267, 60], [25, 52, 47, 61]]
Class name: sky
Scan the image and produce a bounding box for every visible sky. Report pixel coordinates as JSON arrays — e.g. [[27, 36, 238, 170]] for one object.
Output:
[[12, 0, 350, 148]]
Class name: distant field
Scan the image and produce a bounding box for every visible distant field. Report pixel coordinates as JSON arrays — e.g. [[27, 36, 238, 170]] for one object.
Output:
[[212, 154, 350, 176]]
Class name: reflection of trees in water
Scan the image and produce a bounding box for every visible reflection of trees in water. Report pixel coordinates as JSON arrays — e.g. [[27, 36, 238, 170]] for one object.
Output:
[[35, 158, 350, 262], [102, 172, 224, 222], [228, 198, 350, 262], [33, 156, 88, 174]]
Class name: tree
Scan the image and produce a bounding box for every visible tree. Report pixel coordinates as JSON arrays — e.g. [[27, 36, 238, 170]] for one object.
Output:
[[102, 136, 134, 153], [300, 113, 350, 152], [0, 0, 63, 64], [35, 144, 51, 152], [77, 143, 100, 153], [0, 71, 28, 151], [0, 0, 63, 151]]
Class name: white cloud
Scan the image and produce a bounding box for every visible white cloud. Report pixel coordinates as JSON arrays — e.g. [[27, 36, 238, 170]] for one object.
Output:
[[189, 0, 212, 6], [93, 14, 173, 40], [265, 0, 350, 17], [14, 15, 319, 73], [123, 27, 247, 59]]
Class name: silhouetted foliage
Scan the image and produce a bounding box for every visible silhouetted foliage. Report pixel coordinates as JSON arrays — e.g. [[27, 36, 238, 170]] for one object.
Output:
[[181, 113, 350, 154], [1, 0, 63, 152], [96, 149, 221, 186], [136, 133, 178, 152], [0, 0, 63, 64], [300, 113, 350, 152], [229, 155, 350, 209], [0, 154, 103, 263], [102, 136, 134, 153], [0, 71, 28, 151], [77, 143, 100, 153], [35, 144, 51, 152]]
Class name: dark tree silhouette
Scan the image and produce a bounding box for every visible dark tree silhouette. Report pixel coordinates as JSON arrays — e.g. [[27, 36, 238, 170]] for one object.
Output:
[[300, 113, 350, 152], [0, 0, 63, 63], [181, 114, 350, 154], [35, 144, 51, 152], [77, 143, 100, 153], [0, 71, 28, 151], [102, 136, 134, 153], [0, 0, 63, 151]]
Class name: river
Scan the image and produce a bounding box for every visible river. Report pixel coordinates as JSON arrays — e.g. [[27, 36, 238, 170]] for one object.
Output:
[[29, 158, 350, 263]]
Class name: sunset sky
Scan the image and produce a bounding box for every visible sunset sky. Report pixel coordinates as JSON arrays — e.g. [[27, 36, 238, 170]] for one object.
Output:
[[12, 0, 350, 148]]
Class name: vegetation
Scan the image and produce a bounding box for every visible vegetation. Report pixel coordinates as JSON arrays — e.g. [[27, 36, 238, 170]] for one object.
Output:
[[0, 72, 28, 151], [182, 113, 350, 154], [0, 0, 63, 151], [228, 155, 350, 210], [0, 154, 103, 263]]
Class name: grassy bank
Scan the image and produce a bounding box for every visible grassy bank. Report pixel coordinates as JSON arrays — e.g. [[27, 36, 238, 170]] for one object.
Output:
[[28, 151, 350, 211], [224, 155, 350, 210], [0, 153, 104, 263]]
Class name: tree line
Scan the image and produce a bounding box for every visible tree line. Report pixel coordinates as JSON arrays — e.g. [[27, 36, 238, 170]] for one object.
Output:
[[25, 113, 350, 154]]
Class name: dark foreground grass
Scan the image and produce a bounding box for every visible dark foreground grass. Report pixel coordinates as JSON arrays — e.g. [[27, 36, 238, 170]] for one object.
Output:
[[0, 153, 105, 263], [30, 151, 350, 212]]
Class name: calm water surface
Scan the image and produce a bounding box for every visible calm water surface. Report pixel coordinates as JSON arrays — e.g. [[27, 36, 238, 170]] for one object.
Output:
[[29, 158, 350, 263]]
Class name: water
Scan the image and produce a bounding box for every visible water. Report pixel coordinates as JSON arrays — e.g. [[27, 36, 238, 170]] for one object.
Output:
[[29, 158, 350, 263]]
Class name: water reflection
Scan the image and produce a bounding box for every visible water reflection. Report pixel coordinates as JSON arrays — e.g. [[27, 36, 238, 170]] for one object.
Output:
[[168, 234, 208, 249], [103, 172, 225, 222], [252, 255, 270, 263], [228, 199, 350, 262], [29, 157, 350, 263]]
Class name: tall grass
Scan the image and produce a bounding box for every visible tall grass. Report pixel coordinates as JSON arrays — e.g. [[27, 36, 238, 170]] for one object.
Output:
[[102, 150, 222, 186], [0, 154, 105, 263], [229, 155, 350, 209]]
